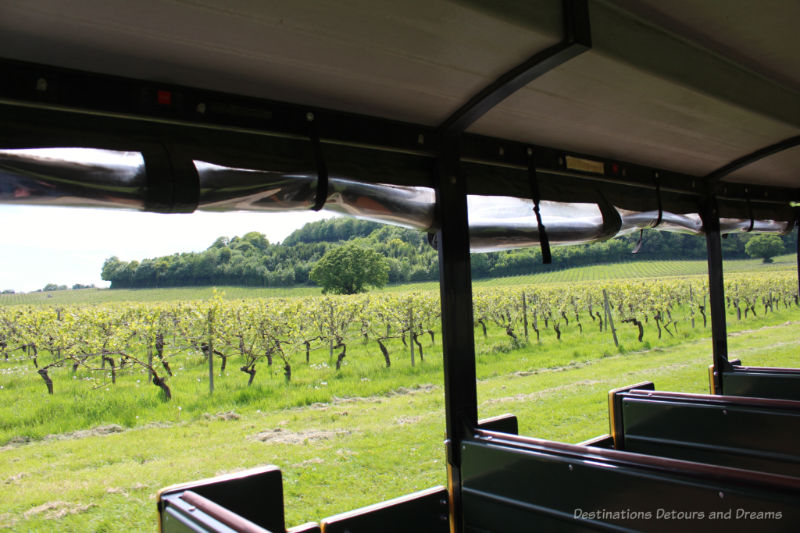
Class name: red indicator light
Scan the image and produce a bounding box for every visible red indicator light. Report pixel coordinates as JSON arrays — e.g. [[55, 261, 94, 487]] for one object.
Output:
[[157, 90, 172, 106], [611, 163, 620, 174]]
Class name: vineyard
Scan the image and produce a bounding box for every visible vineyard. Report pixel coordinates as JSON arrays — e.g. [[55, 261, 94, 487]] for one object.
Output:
[[2, 270, 799, 530], [1, 271, 797, 407]]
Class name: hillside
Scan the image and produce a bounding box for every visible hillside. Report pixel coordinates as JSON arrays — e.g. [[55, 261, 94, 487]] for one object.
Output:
[[98, 216, 796, 290]]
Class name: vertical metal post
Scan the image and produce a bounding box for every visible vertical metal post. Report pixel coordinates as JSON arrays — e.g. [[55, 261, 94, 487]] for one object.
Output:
[[796, 220, 800, 302], [148, 344, 154, 381], [522, 292, 529, 341], [602, 289, 618, 348], [208, 308, 215, 395], [409, 306, 415, 367], [436, 134, 477, 533], [701, 199, 729, 393]]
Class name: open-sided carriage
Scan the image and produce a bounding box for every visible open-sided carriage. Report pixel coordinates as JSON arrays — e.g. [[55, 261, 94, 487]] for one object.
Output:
[[1, 0, 800, 531]]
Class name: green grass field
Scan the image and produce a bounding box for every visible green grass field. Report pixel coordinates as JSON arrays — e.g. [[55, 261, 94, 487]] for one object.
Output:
[[2, 312, 797, 531], [477, 254, 797, 286], [0, 257, 798, 531]]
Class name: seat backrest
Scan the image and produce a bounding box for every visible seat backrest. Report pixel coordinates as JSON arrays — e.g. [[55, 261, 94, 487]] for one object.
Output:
[[158, 465, 285, 533], [320, 486, 448, 533], [722, 365, 800, 401], [477, 413, 518, 435], [161, 491, 274, 533], [611, 386, 800, 475], [462, 430, 800, 532]]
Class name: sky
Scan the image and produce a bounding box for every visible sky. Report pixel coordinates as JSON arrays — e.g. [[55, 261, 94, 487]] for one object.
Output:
[[0, 205, 334, 293]]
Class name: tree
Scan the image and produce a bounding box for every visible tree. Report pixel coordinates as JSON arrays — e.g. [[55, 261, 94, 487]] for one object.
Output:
[[745, 234, 785, 263], [101, 256, 125, 284], [209, 236, 230, 249], [241, 231, 269, 251], [309, 243, 389, 294]]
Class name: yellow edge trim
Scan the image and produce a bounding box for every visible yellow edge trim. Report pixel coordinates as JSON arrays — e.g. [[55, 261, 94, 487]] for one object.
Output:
[[448, 463, 456, 533], [606, 382, 654, 450], [708, 364, 717, 394], [607, 389, 618, 449]]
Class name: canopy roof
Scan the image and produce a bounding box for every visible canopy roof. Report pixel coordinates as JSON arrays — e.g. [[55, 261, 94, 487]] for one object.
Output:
[[0, 0, 798, 220]]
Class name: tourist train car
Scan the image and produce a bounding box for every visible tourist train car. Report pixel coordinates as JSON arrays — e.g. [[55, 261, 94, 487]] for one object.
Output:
[[1, 0, 799, 530]]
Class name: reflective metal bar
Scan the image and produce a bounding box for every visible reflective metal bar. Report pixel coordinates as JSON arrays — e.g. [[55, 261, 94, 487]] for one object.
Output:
[[0, 147, 146, 209], [0, 153, 792, 248]]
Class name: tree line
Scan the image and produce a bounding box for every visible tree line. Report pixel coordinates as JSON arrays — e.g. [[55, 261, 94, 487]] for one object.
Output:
[[101, 219, 439, 289], [100, 217, 796, 290]]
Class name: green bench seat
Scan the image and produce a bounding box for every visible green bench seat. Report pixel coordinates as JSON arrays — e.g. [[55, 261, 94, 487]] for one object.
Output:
[[609, 382, 800, 476], [462, 429, 800, 532]]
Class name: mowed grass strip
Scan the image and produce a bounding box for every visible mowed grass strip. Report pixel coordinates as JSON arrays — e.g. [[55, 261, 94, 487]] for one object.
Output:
[[1, 318, 799, 532]]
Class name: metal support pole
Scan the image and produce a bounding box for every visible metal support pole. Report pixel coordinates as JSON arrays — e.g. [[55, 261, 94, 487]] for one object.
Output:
[[436, 134, 477, 533], [701, 199, 730, 393], [796, 219, 800, 302]]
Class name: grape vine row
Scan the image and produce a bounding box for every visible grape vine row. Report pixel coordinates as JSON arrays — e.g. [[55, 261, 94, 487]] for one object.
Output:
[[1, 273, 796, 397]]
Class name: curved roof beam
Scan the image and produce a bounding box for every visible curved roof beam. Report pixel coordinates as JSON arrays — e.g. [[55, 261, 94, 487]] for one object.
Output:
[[706, 135, 800, 188], [437, 0, 591, 135]]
